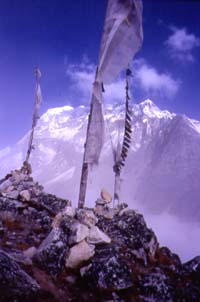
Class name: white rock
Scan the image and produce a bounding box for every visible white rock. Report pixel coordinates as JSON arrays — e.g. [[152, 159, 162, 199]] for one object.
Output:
[[19, 190, 31, 201], [101, 189, 112, 203], [62, 206, 76, 218], [65, 240, 95, 269], [69, 222, 89, 245], [87, 226, 111, 245], [24, 246, 37, 259]]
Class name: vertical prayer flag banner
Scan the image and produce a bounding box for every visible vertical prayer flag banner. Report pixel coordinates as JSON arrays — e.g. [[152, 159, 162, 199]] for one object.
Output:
[[35, 68, 42, 109], [84, 81, 104, 164], [98, 0, 143, 84], [84, 0, 143, 165]]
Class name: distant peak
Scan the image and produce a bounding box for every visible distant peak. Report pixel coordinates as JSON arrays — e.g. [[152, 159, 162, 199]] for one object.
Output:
[[140, 99, 154, 107], [135, 99, 175, 120]]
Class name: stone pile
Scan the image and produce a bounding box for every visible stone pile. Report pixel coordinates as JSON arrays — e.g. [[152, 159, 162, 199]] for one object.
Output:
[[0, 171, 200, 302]]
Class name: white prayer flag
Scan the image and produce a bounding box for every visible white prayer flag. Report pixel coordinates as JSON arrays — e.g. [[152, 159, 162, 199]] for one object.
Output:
[[84, 0, 143, 165], [98, 0, 143, 84]]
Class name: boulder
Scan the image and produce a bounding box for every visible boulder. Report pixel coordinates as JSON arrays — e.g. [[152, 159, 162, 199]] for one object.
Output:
[[52, 206, 76, 228], [76, 209, 98, 227], [0, 179, 13, 192], [63, 205, 76, 217], [82, 245, 132, 290], [6, 190, 19, 199], [69, 222, 89, 245], [19, 189, 31, 201], [66, 240, 95, 269], [136, 268, 174, 302], [0, 250, 40, 301], [33, 227, 68, 275], [184, 256, 200, 275], [87, 226, 111, 245]]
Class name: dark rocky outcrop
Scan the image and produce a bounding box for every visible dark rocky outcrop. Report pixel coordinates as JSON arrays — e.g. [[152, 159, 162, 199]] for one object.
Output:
[[0, 170, 200, 302]]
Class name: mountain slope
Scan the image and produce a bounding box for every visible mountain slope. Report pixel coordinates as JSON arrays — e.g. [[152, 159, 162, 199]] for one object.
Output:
[[1, 99, 200, 221]]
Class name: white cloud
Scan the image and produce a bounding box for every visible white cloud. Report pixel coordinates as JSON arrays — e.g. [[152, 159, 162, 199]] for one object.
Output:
[[134, 59, 180, 98], [66, 57, 126, 105], [65, 57, 180, 103], [165, 27, 200, 62]]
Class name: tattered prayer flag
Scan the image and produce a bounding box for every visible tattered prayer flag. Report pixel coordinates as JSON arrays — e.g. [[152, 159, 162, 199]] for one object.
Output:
[[78, 0, 143, 207], [35, 83, 42, 108], [98, 0, 143, 84], [84, 81, 104, 164], [84, 0, 143, 166]]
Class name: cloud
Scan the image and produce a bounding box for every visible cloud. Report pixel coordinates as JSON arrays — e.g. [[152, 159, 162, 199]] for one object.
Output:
[[165, 27, 200, 62], [65, 56, 180, 103], [134, 59, 180, 98], [65, 56, 126, 105]]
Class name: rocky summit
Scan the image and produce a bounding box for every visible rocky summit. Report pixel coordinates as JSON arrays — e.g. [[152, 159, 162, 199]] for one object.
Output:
[[0, 171, 200, 302]]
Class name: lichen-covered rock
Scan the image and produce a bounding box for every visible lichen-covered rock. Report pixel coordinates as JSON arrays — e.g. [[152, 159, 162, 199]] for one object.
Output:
[[0, 250, 40, 302], [82, 244, 132, 290], [1, 170, 200, 302], [97, 209, 158, 264], [183, 256, 200, 274], [76, 208, 98, 227], [66, 240, 95, 269], [136, 268, 174, 302], [33, 227, 68, 275]]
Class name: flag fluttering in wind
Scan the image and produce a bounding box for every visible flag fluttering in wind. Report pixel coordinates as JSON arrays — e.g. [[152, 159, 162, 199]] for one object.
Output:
[[35, 68, 42, 111], [78, 0, 143, 208], [98, 0, 143, 84], [22, 68, 42, 174]]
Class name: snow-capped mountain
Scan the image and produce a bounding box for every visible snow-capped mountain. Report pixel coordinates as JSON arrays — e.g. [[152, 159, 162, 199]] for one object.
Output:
[[1, 99, 200, 221]]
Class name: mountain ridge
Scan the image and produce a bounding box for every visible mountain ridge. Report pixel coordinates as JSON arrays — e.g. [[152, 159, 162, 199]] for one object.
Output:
[[1, 99, 200, 221]]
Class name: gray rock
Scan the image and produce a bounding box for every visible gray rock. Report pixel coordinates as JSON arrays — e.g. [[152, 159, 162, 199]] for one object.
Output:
[[33, 227, 68, 275], [0, 250, 40, 301], [76, 209, 98, 227], [137, 268, 173, 302], [82, 246, 132, 290], [184, 256, 200, 274], [6, 190, 19, 199], [0, 179, 12, 191], [52, 206, 76, 228]]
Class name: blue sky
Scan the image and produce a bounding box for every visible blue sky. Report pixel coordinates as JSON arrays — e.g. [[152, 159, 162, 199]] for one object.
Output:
[[0, 0, 200, 148]]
